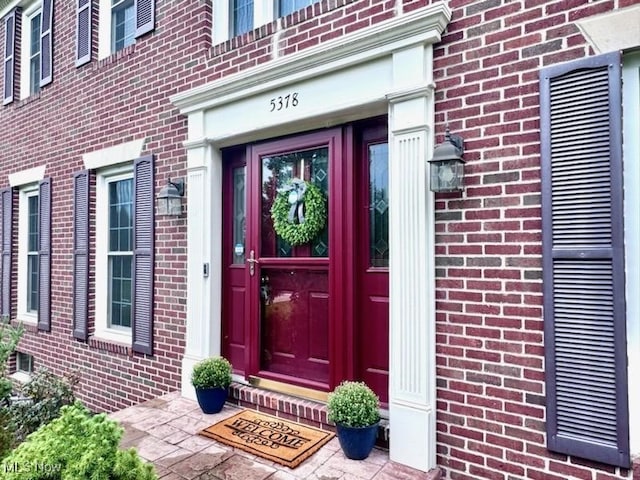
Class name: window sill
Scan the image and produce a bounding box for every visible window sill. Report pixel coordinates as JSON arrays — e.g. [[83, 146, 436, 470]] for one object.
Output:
[[15, 315, 38, 333], [10, 371, 31, 384], [93, 43, 137, 72]]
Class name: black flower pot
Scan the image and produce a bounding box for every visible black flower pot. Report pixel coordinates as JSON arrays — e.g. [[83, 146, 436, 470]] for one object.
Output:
[[195, 387, 228, 414], [336, 422, 379, 460]]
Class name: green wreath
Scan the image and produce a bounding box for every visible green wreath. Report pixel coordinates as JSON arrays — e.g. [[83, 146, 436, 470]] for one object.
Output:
[[271, 179, 327, 246]]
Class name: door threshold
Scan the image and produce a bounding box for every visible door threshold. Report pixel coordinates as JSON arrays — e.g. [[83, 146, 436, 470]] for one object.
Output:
[[248, 376, 329, 403]]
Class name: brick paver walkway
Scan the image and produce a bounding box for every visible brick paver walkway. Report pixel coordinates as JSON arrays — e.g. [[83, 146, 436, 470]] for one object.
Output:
[[108, 392, 441, 480]]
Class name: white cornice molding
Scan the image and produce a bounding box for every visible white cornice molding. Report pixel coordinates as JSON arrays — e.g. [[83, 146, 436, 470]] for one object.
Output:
[[171, 2, 451, 114], [8, 165, 46, 187]]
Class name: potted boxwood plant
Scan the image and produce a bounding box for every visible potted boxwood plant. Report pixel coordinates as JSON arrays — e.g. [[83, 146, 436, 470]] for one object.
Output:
[[327, 381, 380, 460], [191, 356, 232, 414]]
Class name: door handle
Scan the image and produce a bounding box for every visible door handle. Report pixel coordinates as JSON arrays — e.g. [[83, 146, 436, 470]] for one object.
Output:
[[247, 249, 259, 276]]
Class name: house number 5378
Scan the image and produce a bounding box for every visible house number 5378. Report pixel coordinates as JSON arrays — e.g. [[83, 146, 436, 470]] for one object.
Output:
[[269, 93, 299, 112]]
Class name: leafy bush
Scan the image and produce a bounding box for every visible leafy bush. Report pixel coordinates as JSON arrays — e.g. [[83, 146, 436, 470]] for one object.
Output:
[[2, 402, 157, 480], [0, 322, 24, 405], [327, 381, 380, 428], [8, 368, 78, 443], [191, 356, 232, 389]]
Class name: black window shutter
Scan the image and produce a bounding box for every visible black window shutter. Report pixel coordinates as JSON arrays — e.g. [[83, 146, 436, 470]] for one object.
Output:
[[40, 0, 53, 87], [0, 188, 13, 318], [540, 51, 630, 468], [132, 155, 154, 355], [75, 0, 91, 67], [38, 178, 51, 332], [73, 171, 89, 341], [134, 0, 155, 38], [2, 9, 17, 105]]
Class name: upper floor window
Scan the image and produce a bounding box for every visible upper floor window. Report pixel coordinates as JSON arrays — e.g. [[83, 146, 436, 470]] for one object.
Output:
[[97, 0, 155, 60], [27, 8, 41, 95], [111, 0, 135, 53], [213, 0, 320, 45]]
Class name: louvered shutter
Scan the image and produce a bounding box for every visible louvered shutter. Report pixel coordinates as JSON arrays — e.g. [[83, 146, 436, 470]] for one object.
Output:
[[132, 155, 154, 355], [40, 0, 53, 87], [75, 0, 91, 67], [73, 171, 89, 341], [540, 51, 630, 468], [134, 0, 155, 38], [3, 9, 17, 105], [0, 188, 12, 318], [38, 178, 51, 332]]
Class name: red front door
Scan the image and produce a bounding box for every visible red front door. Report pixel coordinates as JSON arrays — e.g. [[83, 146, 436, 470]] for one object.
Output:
[[221, 121, 389, 400]]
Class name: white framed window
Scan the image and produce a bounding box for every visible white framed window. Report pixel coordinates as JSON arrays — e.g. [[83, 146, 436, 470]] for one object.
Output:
[[19, 0, 42, 99], [213, 1, 320, 43], [17, 185, 39, 323], [95, 165, 134, 343], [111, 0, 135, 53]]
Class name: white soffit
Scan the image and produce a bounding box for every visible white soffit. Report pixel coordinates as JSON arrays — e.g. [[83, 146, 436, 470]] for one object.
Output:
[[577, 5, 640, 54]]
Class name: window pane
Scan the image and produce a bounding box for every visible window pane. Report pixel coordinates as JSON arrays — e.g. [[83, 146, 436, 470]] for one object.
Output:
[[109, 255, 132, 328], [108, 178, 133, 253], [279, 0, 318, 17], [112, 0, 135, 53], [233, 0, 253, 36], [27, 255, 39, 312], [28, 195, 39, 252], [369, 143, 389, 267], [29, 13, 41, 95]]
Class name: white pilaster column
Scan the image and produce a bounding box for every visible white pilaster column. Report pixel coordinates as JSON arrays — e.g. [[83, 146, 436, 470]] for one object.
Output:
[[181, 113, 223, 399], [387, 44, 436, 472]]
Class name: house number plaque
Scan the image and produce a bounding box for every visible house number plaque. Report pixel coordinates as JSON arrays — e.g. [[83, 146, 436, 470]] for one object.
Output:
[[269, 93, 299, 112]]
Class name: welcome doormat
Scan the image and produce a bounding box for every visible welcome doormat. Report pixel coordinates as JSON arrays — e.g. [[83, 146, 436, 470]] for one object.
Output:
[[199, 410, 335, 468]]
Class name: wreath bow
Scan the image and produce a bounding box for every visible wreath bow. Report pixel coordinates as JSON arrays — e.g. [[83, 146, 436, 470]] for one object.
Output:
[[280, 178, 307, 224]]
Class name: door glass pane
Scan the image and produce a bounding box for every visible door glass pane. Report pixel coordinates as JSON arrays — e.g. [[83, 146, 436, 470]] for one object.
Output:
[[261, 147, 329, 257], [369, 143, 389, 267], [232, 166, 246, 264]]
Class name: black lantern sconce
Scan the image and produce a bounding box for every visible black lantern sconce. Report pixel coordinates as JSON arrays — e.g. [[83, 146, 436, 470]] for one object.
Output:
[[428, 126, 465, 193], [157, 178, 185, 216]]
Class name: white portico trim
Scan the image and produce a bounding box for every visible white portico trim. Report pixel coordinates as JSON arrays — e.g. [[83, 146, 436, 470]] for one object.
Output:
[[171, 3, 451, 472]]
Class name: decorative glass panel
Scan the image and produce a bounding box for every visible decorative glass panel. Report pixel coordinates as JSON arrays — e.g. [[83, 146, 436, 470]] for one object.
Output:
[[232, 166, 246, 264], [279, 0, 319, 17], [112, 0, 135, 53], [261, 147, 329, 257], [108, 178, 133, 328], [29, 13, 41, 95], [233, 0, 253, 36], [27, 194, 39, 312], [369, 143, 389, 267]]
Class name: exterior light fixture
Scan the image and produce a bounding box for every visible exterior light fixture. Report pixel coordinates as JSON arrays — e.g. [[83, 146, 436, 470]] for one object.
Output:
[[428, 126, 465, 192], [157, 178, 185, 216]]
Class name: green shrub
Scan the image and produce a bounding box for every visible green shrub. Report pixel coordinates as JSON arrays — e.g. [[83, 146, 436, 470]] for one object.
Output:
[[2, 402, 157, 480], [327, 381, 380, 428], [191, 356, 232, 389], [8, 368, 78, 444], [0, 322, 24, 405]]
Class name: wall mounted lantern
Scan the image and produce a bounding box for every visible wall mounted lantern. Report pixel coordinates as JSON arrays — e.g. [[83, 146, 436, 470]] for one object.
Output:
[[157, 178, 185, 216], [428, 126, 465, 193]]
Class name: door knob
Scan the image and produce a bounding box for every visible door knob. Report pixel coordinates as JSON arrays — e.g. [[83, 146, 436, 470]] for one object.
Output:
[[247, 249, 259, 276]]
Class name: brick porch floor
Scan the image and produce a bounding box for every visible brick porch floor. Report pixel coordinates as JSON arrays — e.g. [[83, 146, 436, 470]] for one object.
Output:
[[108, 392, 441, 480]]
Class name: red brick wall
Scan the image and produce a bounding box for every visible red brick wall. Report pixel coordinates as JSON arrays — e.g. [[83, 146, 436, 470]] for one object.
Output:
[[0, 0, 637, 478], [430, 0, 637, 479]]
